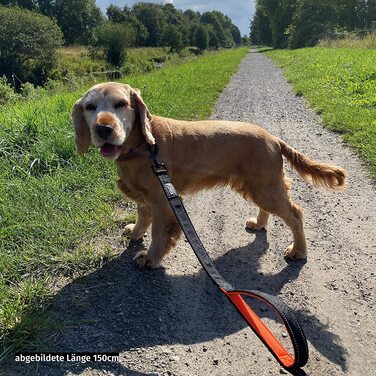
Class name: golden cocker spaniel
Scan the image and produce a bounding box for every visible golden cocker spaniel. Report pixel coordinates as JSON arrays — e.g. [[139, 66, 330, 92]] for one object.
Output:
[[72, 82, 347, 268]]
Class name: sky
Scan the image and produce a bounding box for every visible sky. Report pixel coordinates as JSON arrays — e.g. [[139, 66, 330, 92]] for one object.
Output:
[[96, 0, 255, 36]]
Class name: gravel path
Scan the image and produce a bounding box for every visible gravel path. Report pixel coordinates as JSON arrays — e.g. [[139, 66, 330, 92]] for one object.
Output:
[[4, 50, 375, 376]]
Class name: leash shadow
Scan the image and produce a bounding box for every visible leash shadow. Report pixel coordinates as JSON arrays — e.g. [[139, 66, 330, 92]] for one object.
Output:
[[4, 232, 346, 375]]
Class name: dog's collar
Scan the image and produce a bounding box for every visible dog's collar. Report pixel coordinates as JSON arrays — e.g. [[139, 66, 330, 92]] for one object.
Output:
[[116, 141, 147, 162]]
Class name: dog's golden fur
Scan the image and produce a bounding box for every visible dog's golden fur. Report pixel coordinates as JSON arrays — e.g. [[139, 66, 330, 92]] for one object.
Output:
[[72, 82, 347, 268]]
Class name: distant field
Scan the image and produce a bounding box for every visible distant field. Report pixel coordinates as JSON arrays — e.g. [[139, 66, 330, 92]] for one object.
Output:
[[265, 47, 376, 178], [54, 46, 198, 79], [0, 47, 249, 360]]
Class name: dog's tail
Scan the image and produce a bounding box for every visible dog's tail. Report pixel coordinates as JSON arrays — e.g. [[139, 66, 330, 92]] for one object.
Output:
[[279, 140, 347, 190]]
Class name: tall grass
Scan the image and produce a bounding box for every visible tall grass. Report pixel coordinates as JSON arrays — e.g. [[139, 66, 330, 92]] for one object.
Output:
[[318, 33, 376, 49], [0, 47, 249, 361]]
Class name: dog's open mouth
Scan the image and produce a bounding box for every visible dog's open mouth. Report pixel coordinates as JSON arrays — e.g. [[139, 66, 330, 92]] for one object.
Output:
[[100, 143, 122, 157]]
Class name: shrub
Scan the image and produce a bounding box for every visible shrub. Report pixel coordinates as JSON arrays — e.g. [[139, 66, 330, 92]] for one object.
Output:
[[0, 6, 64, 87], [95, 22, 135, 67], [0, 76, 20, 105]]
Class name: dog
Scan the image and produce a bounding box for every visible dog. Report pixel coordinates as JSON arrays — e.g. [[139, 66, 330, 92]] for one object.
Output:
[[71, 82, 347, 268]]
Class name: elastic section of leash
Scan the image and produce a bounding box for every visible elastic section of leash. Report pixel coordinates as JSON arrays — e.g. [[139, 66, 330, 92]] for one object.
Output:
[[149, 145, 309, 374]]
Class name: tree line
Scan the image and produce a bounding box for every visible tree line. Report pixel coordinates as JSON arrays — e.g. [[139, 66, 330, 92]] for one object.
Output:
[[250, 0, 376, 49], [0, 0, 243, 87]]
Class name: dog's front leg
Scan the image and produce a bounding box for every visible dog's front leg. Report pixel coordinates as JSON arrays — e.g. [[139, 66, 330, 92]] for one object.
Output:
[[133, 203, 182, 268], [124, 204, 151, 241]]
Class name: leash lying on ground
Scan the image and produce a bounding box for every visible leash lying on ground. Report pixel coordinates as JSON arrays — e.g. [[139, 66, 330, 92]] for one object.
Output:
[[149, 145, 309, 375]]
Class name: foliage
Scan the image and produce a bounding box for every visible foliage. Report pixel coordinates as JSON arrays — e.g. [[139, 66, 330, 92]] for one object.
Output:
[[0, 76, 20, 105], [162, 24, 184, 52], [288, 0, 340, 48], [266, 47, 376, 177], [106, 3, 242, 50], [194, 25, 210, 51], [0, 5, 63, 86], [95, 22, 135, 67], [0, 0, 103, 45], [53, 0, 103, 45], [251, 0, 376, 49], [0, 2, 244, 88], [0, 47, 249, 360], [250, 3, 273, 45], [107, 4, 148, 46], [318, 32, 376, 48]]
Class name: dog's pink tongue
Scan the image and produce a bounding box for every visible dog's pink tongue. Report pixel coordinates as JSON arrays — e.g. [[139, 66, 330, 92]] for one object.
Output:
[[100, 143, 120, 157]]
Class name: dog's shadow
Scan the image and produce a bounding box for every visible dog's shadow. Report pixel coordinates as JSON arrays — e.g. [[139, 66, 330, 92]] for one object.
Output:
[[7, 231, 347, 375]]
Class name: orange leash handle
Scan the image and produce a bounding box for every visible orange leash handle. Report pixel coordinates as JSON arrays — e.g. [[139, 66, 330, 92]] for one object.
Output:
[[221, 288, 308, 374]]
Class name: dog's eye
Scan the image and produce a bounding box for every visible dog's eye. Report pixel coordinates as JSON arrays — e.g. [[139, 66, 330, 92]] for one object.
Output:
[[85, 103, 97, 111], [114, 101, 127, 109]]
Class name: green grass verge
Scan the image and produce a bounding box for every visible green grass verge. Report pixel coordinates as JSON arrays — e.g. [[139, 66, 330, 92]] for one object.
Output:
[[0, 47, 249, 360], [264, 47, 376, 178]]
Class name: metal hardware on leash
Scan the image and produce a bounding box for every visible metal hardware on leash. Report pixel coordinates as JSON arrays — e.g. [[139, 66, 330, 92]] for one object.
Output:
[[149, 144, 162, 168]]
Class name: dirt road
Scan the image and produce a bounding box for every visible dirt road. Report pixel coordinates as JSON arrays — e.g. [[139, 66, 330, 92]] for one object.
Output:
[[5, 50, 375, 376]]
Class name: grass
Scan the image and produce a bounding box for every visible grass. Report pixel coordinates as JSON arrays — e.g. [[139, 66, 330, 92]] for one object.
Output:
[[0, 47, 249, 361], [318, 33, 376, 49], [265, 47, 376, 178], [53, 46, 199, 80]]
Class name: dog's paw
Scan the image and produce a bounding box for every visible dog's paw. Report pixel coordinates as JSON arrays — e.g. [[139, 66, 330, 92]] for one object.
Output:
[[284, 244, 307, 260], [124, 224, 144, 241], [124, 223, 135, 235], [246, 218, 266, 231], [133, 251, 161, 268]]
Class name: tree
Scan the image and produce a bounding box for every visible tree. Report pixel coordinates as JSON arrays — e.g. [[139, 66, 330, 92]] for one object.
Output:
[[133, 2, 167, 47], [194, 25, 209, 51], [250, 4, 273, 45], [288, 0, 339, 48], [54, 0, 103, 44], [95, 21, 135, 66], [256, 0, 299, 48], [107, 5, 148, 46], [162, 24, 184, 52], [0, 5, 63, 86], [0, 0, 37, 10], [250, 0, 376, 49], [201, 11, 235, 48], [231, 24, 242, 45]]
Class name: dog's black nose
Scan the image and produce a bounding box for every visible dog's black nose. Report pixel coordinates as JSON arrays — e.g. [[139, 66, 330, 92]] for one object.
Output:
[[96, 125, 113, 139]]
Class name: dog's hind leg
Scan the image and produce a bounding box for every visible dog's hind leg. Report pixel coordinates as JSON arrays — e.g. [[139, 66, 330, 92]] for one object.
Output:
[[244, 179, 307, 260]]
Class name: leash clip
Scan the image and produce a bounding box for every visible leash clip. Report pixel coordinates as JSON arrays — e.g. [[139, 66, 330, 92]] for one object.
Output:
[[152, 163, 167, 175], [149, 144, 163, 169]]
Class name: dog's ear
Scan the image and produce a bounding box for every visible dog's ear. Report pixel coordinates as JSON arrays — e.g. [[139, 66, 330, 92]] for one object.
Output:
[[130, 88, 155, 145], [71, 98, 91, 155]]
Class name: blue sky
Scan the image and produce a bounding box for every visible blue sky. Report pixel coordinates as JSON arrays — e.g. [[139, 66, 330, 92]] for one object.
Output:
[[96, 0, 255, 36]]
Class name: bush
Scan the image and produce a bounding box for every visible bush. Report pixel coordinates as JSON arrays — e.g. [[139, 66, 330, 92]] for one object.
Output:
[[0, 6, 64, 87], [95, 22, 135, 67], [0, 76, 20, 105]]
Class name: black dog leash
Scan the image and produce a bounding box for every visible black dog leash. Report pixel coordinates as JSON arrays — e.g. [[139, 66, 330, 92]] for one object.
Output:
[[150, 146, 309, 375]]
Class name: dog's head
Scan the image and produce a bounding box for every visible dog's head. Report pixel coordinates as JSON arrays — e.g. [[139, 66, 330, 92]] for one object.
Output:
[[71, 82, 155, 159]]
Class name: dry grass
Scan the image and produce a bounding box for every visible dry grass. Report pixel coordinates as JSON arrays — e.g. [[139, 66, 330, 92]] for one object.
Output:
[[318, 33, 376, 49]]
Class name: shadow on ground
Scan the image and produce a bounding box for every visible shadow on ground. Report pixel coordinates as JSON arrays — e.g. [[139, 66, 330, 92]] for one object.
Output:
[[3, 231, 347, 375]]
